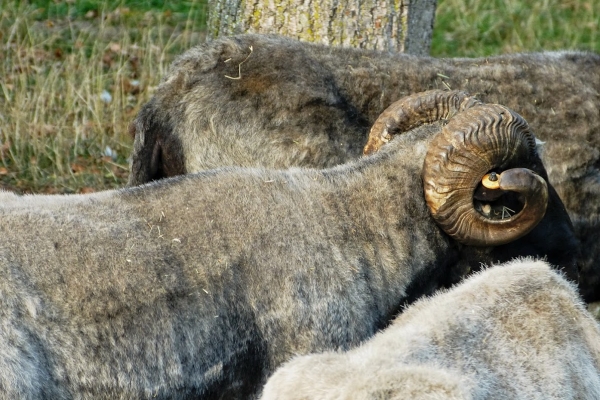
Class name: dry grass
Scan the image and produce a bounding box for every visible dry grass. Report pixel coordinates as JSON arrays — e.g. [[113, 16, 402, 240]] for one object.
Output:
[[0, 0, 598, 193], [0, 0, 206, 193]]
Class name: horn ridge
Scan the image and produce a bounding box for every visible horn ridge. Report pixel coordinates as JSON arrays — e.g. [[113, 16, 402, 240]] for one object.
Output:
[[363, 89, 482, 155], [423, 103, 548, 246]]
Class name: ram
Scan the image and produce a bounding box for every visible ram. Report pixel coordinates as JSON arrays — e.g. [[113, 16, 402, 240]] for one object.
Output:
[[260, 258, 600, 400], [0, 93, 577, 398], [128, 34, 600, 301]]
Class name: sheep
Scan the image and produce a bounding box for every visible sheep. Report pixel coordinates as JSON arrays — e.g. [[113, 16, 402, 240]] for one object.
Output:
[[0, 92, 578, 398], [260, 258, 600, 400], [127, 33, 600, 301]]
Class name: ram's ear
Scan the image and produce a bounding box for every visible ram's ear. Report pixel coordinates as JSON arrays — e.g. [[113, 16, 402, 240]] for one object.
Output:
[[127, 104, 186, 186], [155, 130, 186, 181]]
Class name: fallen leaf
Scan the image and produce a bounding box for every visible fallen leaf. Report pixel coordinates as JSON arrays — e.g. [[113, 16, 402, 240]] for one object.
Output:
[[71, 163, 85, 173]]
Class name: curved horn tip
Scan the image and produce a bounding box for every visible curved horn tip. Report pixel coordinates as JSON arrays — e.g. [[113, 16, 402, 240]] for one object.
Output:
[[422, 101, 549, 247], [482, 172, 500, 190]]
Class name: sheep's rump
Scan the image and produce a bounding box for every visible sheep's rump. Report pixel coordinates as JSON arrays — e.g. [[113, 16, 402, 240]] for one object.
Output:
[[261, 259, 600, 400]]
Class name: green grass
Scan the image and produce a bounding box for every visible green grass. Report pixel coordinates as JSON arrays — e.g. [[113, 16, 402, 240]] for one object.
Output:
[[432, 0, 599, 57], [0, 0, 597, 193], [27, 0, 205, 21]]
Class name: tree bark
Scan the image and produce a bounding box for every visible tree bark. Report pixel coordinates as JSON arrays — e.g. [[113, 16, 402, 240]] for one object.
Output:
[[207, 0, 436, 55]]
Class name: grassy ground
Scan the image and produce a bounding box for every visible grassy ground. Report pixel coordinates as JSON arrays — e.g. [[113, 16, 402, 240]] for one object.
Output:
[[0, 0, 598, 194], [432, 0, 599, 57], [0, 0, 206, 193]]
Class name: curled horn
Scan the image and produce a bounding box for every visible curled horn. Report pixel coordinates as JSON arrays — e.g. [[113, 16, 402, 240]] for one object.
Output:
[[363, 90, 482, 155], [423, 104, 548, 246]]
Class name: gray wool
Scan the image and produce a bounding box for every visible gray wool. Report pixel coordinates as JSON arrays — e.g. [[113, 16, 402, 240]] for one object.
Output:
[[260, 259, 600, 400], [0, 118, 572, 399], [0, 126, 466, 399], [0, 119, 578, 398], [128, 34, 600, 301]]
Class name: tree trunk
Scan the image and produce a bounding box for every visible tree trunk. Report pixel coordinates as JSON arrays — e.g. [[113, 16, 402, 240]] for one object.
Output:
[[207, 0, 436, 55]]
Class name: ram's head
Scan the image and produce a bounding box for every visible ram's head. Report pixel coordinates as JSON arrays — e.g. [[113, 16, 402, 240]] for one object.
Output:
[[365, 90, 550, 247]]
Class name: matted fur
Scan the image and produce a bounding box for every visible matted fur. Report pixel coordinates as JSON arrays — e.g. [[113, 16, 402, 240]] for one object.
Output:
[[260, 259, 600, 400], [0, 121, 576, 398], [128, 34, 600, 301]]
